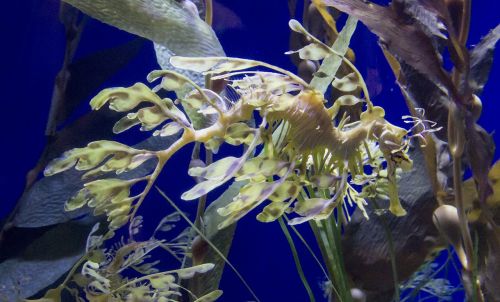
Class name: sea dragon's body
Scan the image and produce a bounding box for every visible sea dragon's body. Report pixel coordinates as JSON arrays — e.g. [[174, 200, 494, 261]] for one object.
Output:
[[45, 56, 413, 233]]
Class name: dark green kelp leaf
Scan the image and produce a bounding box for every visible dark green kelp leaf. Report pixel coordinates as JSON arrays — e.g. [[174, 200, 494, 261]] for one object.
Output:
[[0, 218, 99, 301]]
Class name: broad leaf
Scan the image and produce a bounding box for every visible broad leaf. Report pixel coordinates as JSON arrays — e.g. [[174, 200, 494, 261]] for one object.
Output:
[[0, 217, 99, 301], [320, 0, 455, 94], [341, 144, 444, 299], [310, 15, 358, 93], [469, 24, 500, 95], [62, 0, 223, 58]]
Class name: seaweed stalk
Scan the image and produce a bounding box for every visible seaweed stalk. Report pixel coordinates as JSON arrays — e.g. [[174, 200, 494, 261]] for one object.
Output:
[[279, 217, 316, 302], [156, 186, 261, 302]]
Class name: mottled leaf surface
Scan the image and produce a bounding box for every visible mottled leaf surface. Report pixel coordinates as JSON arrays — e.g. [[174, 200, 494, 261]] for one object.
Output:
[[321, 0, 454, 93], [0, 218, 98, 301], [342, 145, 441, 300], [310, 15, 358, 93], [63, 0, 224, 58], [469, 24, 500, 95]]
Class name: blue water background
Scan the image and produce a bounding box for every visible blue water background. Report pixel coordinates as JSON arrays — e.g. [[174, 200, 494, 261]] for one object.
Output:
[[1, 1, 498, 301]]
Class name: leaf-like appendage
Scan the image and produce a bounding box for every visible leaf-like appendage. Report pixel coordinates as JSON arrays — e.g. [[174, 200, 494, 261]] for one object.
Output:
[[217, 180, 298, 229], [229, 72, 300, 94], [257, 201, 292, 223], [335, 94, 363, 106], [147, 70, 191, 91], [289, 197, 339, 225], [224, 123, 258, 146], [310, 174, 340, 189], [182, 153, 245, 199], [68, 178, 138, 229], [153, 212, 181, 235], [90, 83, 157, 112], [44, 140, 153, 178], [347, 186, 368, 219], [332, 72, 360, 93], [177, 263, 215, 279], [170, 56, 260, 74], [149, 274, 176, 289], [235, 157, 289, 182], [286, 43, 331, 61], [153, 122, 183, 137], [89, 83, 189, 133], [188, 157, 240, 181], [360, 105, 385, 121], [193, 290, 223, 302]]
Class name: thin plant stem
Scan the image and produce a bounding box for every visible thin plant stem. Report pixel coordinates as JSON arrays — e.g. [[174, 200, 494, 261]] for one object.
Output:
[[372, 200, 400, 302], [285, 216, 330, 281], [194, 147, 212, 229], [279, 217, 316, 302], [156, 186, 261, 302], [204, 0, 213, 26]]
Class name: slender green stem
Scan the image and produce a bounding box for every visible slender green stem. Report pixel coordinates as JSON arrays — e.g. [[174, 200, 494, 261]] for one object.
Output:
[[279, 217, 316, 302], [386, 225, 400, 302], [458, 0, 471, 46], [285, 216, 330, 281], [60, 254, 88, 290], [324, 216, 352, 302], [311, 220, 344, 301], [156, 187, 261, 302], [471, 231, 481, 302], [452, 155, 475, 270], [372, 200, 400, 301], [204, 0, 213, 26], [194, 147, 212, 229]]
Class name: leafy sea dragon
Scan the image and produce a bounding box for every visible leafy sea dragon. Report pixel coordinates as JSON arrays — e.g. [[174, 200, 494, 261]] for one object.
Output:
[[44, 50, 416, 235]]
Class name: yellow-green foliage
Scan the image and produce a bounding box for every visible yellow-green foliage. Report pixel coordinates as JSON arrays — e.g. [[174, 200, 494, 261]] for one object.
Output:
[[45, 31, 417, 240], [38, 18, 430, 302], [44, 19, 423, 237]]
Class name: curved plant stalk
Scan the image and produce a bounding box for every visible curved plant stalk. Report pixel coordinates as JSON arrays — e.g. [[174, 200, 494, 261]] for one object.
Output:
[[284, 216, 331, 281], [204, 0, 213, 26], [156, 186, 261, 302], [278, 217, 316, 302], [447, 1, 484, 297], [371, 200, 400, 301]]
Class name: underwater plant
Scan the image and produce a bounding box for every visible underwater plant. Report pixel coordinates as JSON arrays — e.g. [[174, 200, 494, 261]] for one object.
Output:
[[1, 0, 499, 301]]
